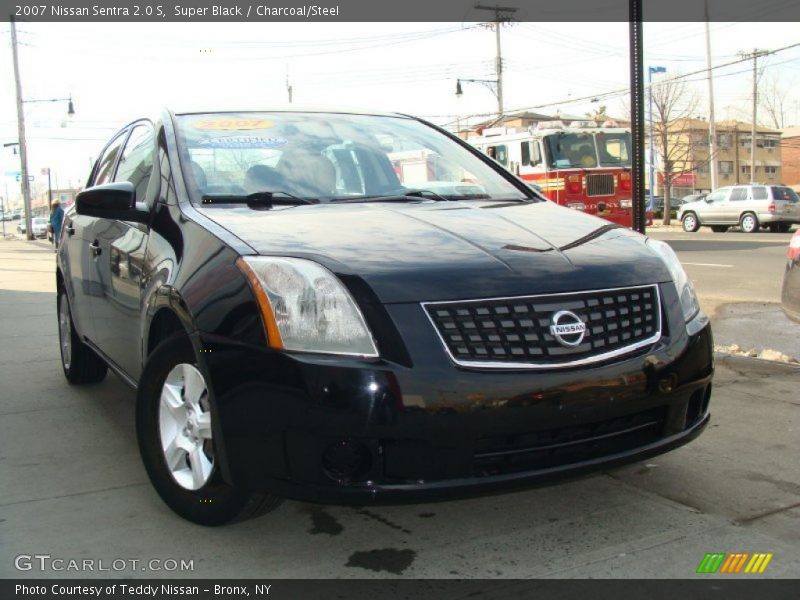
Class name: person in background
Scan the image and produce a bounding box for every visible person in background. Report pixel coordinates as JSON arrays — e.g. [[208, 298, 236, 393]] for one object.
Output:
[[49, 199, 64, 250]]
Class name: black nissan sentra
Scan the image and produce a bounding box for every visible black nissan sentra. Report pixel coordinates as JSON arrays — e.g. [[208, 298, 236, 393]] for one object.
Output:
[[56, 109, 713, 525]]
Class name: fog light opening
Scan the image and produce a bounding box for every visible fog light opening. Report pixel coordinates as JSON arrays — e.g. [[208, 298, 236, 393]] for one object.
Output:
[[686, 389, 704, 427], [322, 440, 373, 483], [702, 383, 712, 415]]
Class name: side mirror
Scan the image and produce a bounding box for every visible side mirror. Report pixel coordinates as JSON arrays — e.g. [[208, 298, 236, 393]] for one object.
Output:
[[75, 182, 150, 223]]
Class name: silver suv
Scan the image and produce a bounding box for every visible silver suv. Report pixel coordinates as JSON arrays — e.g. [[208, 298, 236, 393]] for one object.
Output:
[[678, 184, 800, 233]]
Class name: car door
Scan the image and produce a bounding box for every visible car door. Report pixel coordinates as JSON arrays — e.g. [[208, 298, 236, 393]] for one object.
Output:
[[64, 129, 129, 344], [698, 188, 727, 223], [725, 186, 749, 223], [91, 122, 156, 380]]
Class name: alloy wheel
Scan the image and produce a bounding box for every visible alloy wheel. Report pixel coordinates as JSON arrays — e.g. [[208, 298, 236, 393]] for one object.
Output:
[[741, 214, 757, 233], [158, 363, 214, 491], [58, 295, 72, 371]]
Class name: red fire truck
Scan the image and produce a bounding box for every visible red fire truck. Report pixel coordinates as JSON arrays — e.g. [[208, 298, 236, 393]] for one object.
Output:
[[470, 121, 648, 227]]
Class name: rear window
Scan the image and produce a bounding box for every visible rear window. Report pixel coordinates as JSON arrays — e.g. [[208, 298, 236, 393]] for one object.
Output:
[[771, 186, 799, 202]]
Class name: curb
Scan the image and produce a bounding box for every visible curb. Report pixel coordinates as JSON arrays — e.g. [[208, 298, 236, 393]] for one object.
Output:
[[716, 351, 800, 373]]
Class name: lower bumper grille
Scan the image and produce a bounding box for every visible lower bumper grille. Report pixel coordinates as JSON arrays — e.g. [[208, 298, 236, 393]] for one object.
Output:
[[474, 407, 667, 477]]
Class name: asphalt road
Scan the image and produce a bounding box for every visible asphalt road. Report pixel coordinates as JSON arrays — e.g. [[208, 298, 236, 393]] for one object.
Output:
[[1, 236, 799, 580], [648, 228, 794, 306]]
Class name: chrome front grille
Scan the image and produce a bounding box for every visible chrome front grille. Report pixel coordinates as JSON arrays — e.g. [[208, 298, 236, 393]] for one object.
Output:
[[423, 285, 662, 369], [586, 173, 615, 197]]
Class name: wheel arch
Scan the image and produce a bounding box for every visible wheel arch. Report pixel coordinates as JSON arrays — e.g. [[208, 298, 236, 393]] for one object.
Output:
[[143, 286, 196, 359]]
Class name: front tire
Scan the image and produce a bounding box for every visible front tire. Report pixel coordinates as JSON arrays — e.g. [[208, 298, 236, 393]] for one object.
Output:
[[740, 212, 759, 233], [136, 334, 282, 525], [682, 212, 700, 232], [58, 291, 107, 384]]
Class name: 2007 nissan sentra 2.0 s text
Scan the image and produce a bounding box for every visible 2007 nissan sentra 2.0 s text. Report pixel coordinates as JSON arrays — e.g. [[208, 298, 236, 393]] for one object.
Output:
[[56, 109, 713, 525]]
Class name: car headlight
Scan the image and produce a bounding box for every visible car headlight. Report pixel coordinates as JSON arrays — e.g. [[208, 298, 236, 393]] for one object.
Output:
[[646, 238, 700, 322], [237, 256, 378, 357]]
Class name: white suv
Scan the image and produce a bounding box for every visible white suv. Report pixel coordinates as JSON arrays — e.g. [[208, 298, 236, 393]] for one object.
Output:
[[678, 184, 800, 233]]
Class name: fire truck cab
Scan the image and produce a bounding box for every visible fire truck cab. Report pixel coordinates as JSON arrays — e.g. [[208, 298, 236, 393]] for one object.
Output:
[[470, 120, 646, 227]]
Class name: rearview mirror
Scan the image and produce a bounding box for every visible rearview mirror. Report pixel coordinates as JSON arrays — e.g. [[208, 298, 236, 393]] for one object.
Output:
[[76, 182, 150, 223]]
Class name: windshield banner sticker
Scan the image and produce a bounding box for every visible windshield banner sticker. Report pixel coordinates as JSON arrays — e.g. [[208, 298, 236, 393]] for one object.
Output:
[[193, 119, 275, 130], [197, 136, 287, 149]]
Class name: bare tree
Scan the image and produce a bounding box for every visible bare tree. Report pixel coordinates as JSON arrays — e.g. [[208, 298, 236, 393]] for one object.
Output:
[[651, 77, 700, 225], [759, 73, 791, 129]]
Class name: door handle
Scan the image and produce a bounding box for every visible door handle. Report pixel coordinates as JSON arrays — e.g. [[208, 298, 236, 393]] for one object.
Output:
[[89, 240, 102, 257], [65, 225, 75, 236]]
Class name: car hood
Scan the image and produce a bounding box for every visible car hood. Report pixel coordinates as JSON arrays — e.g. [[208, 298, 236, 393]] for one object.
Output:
[[199, 200, 672, 303], [679, 200, 704, 212]]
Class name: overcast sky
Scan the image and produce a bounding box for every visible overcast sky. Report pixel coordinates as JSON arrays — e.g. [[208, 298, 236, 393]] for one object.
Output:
[[1, 20, 799, 202]]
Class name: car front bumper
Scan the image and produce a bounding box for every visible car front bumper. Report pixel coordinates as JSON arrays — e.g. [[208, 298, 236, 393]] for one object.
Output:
[[196, 288, 714, 505]]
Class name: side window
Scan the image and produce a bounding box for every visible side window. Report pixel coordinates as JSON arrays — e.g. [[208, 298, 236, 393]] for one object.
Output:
[[487, 144, 508, 166], [114, 124, 156, 205], [729, 187, 748, 201], [93, 131, 129, 186], [521, 141, 542, 167], [751, 186, 768, 200]]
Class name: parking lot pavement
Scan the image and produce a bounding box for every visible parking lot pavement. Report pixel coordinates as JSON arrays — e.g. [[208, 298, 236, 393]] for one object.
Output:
[[1, 237, 799, 579]]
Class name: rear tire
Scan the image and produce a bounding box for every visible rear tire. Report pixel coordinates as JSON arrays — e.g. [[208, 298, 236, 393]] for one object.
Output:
[[136, 333, 282, 525], [710, 226, 729, 233], [58, 291, 107, 384], [740, 212, 759, 233], [682, 212, 700, 232]]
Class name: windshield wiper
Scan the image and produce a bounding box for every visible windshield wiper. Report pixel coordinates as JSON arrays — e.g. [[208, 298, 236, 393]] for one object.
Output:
[[332, 189, 463, 204], [201, 191, 318, 207]]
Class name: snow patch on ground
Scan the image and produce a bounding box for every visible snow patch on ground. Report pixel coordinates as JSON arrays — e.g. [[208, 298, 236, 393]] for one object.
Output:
[[715, 344, 799, 364]]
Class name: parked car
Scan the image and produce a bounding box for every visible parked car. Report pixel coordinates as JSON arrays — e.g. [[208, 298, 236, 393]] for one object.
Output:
[[57, 108, 713, 525], [649, 195, 683, 212], [678, 184, 800, 233], [31, 217, 48, 238], [781, 229, 800, 323]]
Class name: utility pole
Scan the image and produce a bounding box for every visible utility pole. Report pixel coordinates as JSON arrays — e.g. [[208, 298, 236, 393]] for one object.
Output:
[[740, 48, 768, 183], [474, 4, 517, 120], [10, 16, 34, 240], [629, 0, 647, 234], [704, 1, 718, 191]]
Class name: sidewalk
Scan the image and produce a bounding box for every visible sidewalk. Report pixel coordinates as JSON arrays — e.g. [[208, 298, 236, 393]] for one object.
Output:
[[1, 235, 799, 578]]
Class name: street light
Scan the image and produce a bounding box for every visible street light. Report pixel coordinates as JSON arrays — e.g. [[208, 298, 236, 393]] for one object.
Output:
[[648, 66, 666, 212]]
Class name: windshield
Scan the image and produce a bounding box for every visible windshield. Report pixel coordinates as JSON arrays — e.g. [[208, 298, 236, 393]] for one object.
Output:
[[175, 112, 528, 203], [543, 131, 631, 169]]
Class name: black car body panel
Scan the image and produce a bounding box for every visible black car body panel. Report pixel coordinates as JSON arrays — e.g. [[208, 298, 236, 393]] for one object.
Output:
[[199, 201, 673, 303], [56, 108, 714, 508]]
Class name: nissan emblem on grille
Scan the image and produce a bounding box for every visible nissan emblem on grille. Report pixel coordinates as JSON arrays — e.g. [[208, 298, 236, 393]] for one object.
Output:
[[422, 284, 661, 369], [549, 310, 588, 347]]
